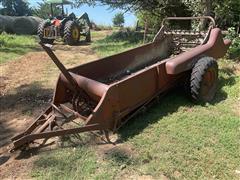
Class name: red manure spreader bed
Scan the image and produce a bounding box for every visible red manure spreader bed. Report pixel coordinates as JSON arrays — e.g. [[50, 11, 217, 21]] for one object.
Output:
[[10, 17, 231, 152]]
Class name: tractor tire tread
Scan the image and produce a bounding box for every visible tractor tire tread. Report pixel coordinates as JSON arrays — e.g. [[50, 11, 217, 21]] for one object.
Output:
[[64, 20, 80, 45], [38, 20, 54, 44], [189, 56, 218, 103]]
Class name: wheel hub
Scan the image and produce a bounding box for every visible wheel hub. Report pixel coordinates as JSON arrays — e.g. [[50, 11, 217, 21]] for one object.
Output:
[[72, 27, 79, 40]]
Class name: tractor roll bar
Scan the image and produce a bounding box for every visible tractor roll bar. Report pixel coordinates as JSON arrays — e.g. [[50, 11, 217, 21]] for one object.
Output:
[[162, 16, 216, 27]]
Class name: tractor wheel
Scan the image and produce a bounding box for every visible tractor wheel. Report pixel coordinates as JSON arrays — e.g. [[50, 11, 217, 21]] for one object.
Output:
[[64, 21, 80, 45], [189, 56, 218, 103], [85, 29, 91, 42], [37, 20, 54, 44]]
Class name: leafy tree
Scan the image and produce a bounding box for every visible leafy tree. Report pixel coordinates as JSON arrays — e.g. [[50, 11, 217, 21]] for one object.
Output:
[[73, 0, 96, 7], [82, 0, 239, 30], [33, 1, 61, 19], [73, 0, 239, 30], [113, 12, 124, 27], [137, 11, 161, 32], [14, 0, 32, 15], [137, 1, 192, 32], [173, 0, 239, 29], [226, 27, 240, 60], [0, 0, 32, 16], [214, 0, 240, 29], [0, 0, 15, 15]]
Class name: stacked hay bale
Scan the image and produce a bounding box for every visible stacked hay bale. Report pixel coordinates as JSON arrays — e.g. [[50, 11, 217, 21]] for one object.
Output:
[[13, 16, 43, 35], [0, 15, 43, 35], [0, 15, 15, 33], [0, 18, 3, 33]]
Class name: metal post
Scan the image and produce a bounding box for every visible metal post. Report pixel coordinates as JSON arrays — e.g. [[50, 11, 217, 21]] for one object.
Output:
[[50, 3, 53, 17]]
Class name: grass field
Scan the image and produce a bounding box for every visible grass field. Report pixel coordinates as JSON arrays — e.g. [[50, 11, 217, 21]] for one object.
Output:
[[0, 31, 112, 64], [31, 31, 240, 179], [0, 34, 38, 64], [92, 30, 152, 57]]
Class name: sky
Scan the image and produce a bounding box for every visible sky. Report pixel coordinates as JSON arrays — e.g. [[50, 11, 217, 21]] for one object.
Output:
[[28, 0, 137, 26]]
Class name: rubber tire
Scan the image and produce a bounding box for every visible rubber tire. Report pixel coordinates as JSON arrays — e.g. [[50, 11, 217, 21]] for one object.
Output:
[[37, 20, 54, 44], [189, 56, 218, 103], [64, 21, 80, 45], [85, 30, 91, 42]]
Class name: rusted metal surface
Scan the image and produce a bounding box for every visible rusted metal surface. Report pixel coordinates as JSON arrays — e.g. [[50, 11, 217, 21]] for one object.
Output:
[[161, 16, 216, 27], [10, 17, 230, 152], [165, 28, 231, 74]]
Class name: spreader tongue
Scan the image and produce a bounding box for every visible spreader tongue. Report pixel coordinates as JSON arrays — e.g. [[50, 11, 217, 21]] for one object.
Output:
[[9, 43, 108, 152], [40, 42, 80, 92], [40, 42, 91, 100]]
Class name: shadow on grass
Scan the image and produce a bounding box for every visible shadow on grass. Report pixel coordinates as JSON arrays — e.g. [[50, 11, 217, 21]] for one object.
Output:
[[52, 40, 92, 47], [118, 89, 191, 141], [75, 40, 92, 46], [0, 82, 52, 148], [0, 155, 10, 165], [105, 147, 133, 166], [118, 68, 237, 141], [1, 45, 42, 56], [211, 67, 237, 104], [0, 82, 52, 113]]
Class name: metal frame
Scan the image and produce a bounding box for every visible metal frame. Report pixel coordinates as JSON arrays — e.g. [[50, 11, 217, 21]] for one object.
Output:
[[153, 16, 217, 53], [161, 16, 216, 27]]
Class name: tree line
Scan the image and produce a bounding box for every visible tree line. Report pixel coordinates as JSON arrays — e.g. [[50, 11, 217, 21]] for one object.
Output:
[[1, 0, 239, 31], [0, 0, 61, 19], [76, 0, 240, 31]]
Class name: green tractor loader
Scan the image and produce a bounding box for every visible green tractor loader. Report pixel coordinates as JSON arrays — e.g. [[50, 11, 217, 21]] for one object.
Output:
[[38, 0, 91, 45]]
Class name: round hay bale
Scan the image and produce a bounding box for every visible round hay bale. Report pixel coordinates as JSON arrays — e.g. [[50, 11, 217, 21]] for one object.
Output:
[[0, 15, 15, 33], [13, 16, 43, 35], [0, 18, 4, 33]]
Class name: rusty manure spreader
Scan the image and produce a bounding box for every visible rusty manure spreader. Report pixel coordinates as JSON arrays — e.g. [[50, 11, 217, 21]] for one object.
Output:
[[10, 17, 231, 152]]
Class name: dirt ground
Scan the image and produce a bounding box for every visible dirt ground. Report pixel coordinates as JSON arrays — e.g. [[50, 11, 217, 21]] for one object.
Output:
[[0, 31, 111, 179]]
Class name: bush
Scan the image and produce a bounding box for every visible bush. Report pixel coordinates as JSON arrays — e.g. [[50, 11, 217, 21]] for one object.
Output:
[[226, 27, 240, 61], [112, 13, 124, 27], [103, 29, 153, 44], [94, 24, 113, 31]]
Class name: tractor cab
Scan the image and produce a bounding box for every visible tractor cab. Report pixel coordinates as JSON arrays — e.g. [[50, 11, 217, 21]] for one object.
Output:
[[37, 0, 91, 45], [48, 0, 72, 19], [47, 0, 73, 27]]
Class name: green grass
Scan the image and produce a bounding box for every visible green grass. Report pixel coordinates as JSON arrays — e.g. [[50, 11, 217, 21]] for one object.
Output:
[[31, 32, 240, 179], [92, 30, 151, 57], [91, 31, 106, 38], [0, 33, 38, 64], [32, 146, 103, 180], [119, 69, 240, 179]]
